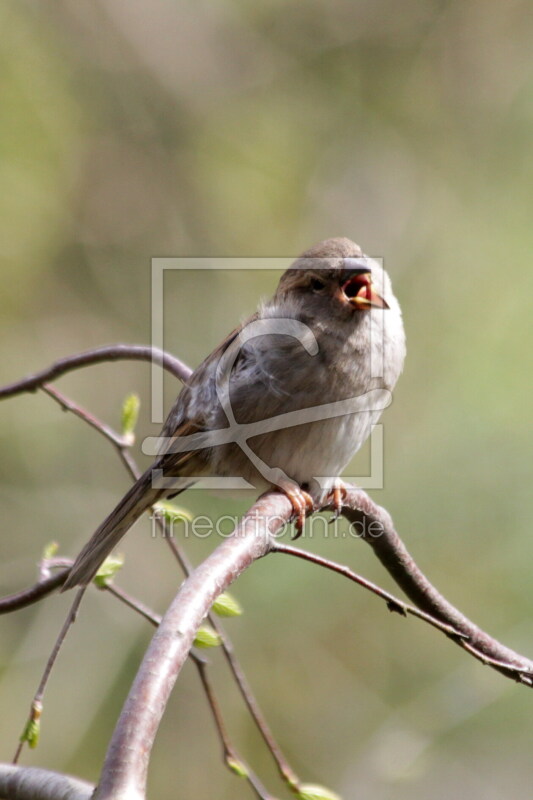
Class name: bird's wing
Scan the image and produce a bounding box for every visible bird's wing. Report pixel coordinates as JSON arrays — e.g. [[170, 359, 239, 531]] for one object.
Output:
[[160, 313, 259, 437], [62, 316, 259, 590]]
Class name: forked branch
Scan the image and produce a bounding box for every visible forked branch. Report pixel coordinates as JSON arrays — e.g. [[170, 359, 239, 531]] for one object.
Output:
[[0, 344, 531, 800]]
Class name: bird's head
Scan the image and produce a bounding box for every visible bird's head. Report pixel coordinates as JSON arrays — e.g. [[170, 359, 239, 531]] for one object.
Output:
[[275, 237, 390, 320]]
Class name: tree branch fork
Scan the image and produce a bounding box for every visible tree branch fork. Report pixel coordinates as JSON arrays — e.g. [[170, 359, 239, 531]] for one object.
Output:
[[0, 344, 531, 800]]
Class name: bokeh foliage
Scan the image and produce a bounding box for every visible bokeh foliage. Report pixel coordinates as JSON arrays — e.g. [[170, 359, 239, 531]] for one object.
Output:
[[0, 1, 532, 798]]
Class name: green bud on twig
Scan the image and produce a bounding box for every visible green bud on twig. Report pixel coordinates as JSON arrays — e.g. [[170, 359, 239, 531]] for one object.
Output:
[[42, 541, 59, 561], [121, 393, 140, 444], [194, 625, 222, 648], [296, 784, 342, 800], [213, 592, 243, 617], [20, 701, 42, 749], [154, 500, 193, 524], [226, 756, 249, 778], [93, 555, 124, 588]]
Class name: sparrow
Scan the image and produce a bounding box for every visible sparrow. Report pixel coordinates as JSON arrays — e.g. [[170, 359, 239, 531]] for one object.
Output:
[[63, 237, 405, 589]]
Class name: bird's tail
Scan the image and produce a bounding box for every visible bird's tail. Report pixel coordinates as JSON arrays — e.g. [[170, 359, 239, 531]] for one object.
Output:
[[62, 466, 165, 590]]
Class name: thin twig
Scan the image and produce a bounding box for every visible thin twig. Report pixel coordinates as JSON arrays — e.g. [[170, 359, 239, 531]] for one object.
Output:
[[13, 587, 87, 763], [0, 344, 192, 400], [103, 581, 273, 799], [460, 641, 533, 684], [192, 657, 235, 760], [102, 584, 161, 626], [334, 491, 533, 685], [215, 623, 299, 787], [38, 385, 282, 798], [272, 543, 468, 640], [193, 659, 274, 800], [3, 344, 533, 798], [93, 494, 282, 800], [164, 528, 300, 788], [41, 385, 129, 447]]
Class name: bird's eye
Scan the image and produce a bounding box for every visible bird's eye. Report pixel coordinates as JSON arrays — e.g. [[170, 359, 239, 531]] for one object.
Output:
[[310, 277, 326, 292]]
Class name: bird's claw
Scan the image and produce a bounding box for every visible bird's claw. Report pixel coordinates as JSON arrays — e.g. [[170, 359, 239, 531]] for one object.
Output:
[[327, 481, 348, 523], [277, 484, 314, 539]]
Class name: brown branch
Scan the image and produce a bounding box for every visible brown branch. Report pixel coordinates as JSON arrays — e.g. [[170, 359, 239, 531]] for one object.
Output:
[[41, 384, 130, 447], [192, 659, 273, 800], [103, 583, 162, 625], [162, 532, 300, 787], [0, 344, 192, 400], [334, 489, 533, 684], [0, 571, 68, 614], [93, 493, 288, 800], [214, 621, 299, 787], [103, 581, 273, 799], [3, 345, 532, 797], [13, 587, 87, 763], [272, 543, 469, 639], [93, 487, 532, 796], [0, 764, 93, 800], [5, 487, 531, 690], [9, 378, 290, 795]]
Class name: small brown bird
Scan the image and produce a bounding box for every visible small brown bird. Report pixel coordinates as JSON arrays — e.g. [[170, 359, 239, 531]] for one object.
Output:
[[63, 237, 405, 589]]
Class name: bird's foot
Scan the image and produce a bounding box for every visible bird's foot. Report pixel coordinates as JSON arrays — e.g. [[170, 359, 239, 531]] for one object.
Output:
[[327, 479, 349, 522], [276, 482, 314, 539]]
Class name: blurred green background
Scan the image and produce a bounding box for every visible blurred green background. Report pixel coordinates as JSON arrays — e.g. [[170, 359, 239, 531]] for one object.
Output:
[[0, 1, 532, 798]]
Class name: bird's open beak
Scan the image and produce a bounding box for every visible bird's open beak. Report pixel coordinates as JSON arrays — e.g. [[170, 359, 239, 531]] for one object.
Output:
[[340, 272, 389, 310]]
